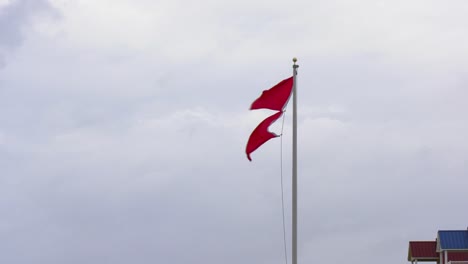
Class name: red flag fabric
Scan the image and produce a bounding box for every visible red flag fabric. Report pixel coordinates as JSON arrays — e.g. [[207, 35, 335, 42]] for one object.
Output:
[[250, 76, 293, 111], [246, 111, 283, 161]]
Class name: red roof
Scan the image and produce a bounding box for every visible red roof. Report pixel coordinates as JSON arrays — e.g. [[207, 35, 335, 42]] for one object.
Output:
[[408, 241, 439, 261], [449, 252, 468, 261]]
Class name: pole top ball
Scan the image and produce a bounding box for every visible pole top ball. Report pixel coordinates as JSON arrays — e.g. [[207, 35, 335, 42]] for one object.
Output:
[[292, 57, 297, 63]]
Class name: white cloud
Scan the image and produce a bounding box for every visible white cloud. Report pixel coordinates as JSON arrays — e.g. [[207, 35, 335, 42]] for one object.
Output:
[[16, 0, 465, 69], [0, 0, 12, 7]]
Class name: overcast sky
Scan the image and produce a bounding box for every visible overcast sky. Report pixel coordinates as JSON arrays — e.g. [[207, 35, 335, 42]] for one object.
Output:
[[1, 0, 468, 263]]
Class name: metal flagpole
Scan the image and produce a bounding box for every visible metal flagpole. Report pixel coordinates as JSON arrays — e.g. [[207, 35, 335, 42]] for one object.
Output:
[[292, 57, 299, 264]]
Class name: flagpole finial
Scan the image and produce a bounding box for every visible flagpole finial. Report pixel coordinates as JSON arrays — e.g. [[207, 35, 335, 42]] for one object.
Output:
[[292, 57, 297, 64]]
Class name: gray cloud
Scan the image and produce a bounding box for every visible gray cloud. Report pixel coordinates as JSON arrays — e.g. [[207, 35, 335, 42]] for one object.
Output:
[[0, 55, 5, 68], [1, 1, 468, 264], [0, 0, 56, 67]]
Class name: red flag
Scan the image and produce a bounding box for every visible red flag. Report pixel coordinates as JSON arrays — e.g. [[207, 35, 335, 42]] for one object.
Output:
[[246, 111, 283, 161], [250, 76, 293, 111]]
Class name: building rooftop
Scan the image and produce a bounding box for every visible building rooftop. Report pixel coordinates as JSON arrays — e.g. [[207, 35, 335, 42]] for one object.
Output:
[[438, 230, 468, 251], [408, 241, 439, 261]]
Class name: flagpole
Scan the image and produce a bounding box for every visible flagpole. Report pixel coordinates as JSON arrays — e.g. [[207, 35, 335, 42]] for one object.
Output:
[[292, 57, 299, 264]]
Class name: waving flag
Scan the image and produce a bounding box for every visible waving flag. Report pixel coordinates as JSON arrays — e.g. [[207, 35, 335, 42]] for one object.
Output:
[[245, 111, 283, 161], [246, 76, 293, 161], [250, 77, 293, 111]]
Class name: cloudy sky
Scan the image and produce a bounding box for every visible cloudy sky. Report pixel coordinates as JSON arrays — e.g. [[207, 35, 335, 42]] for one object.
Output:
[[1, 0, 468, 263]]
